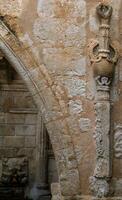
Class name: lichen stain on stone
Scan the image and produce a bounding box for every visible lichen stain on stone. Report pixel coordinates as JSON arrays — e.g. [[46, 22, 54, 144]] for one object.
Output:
[[54, 0, 73, 19]]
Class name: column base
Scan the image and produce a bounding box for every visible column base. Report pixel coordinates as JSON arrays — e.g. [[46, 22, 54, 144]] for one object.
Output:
[[36, 184, 51, 200], [27, 183, 51, 200]]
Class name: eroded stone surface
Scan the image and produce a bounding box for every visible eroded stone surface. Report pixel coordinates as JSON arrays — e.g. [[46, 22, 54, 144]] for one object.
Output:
[[0, 0, 121, 199]]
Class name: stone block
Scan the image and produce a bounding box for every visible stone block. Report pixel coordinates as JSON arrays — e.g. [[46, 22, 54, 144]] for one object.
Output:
[[66, 57, 86, 76], [60, 169, 81, 196], [24, 136, 36, 147], [0, 125, 15, 136], [15, 125, 36, 136], [13, 91, 36, 109], [6, 113, 25, 124], [24, 114, 37, 124], [79, 118, 91, 132], [0, 0, 23, 17], [4, 136, 25, 147], [0, 148, 17, 158], [46, 117, 72, 138], [64, 77, 86, 97], [56, 147, 77, 174], [17, 148, 35, 158], [68, 100, 83, 114]]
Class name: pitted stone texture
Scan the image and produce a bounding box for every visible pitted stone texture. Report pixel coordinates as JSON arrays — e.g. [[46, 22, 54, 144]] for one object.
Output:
[[35, 0, 86, 43], [66, 57, 86, 76], [33, 0, 87, 78], [89, 176, 109, 198], [0, 0, 23, 17], [60, 169, 81, 196]]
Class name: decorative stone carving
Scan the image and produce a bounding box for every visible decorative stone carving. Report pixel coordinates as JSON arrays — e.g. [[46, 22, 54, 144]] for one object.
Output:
[[0, 157, 28, 186], [89, 3, 118, 88], [114, 126, 122, 159], [89, 3, 118, 198]]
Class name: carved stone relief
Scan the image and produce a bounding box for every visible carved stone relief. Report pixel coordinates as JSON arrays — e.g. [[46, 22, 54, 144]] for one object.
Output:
[[89, 3, 118, 198]]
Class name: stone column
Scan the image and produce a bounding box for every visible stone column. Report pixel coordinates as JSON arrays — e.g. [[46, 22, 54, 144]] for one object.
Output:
[[90, 84, 111, 198], [36, 113, 50, 199], [89, 3, 118, 198]]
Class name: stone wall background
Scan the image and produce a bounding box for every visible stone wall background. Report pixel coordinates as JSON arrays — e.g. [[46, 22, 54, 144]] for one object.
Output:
[[0, 0, 121, 199], [0, 58, 38, 186]]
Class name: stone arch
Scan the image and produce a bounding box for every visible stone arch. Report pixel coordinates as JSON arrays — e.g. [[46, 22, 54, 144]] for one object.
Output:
[[0, 21, 81, 198]]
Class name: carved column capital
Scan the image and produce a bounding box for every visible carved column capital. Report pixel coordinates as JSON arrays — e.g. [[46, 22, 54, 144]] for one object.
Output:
[[89, 3, 118, 89]]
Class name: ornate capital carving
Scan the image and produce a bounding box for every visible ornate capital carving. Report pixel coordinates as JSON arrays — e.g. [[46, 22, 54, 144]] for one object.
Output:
[[96, 3, 112, 20], [89, 3, 118, 89]]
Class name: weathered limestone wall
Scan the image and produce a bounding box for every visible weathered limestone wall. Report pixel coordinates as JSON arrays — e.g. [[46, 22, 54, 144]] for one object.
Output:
[[0, 0, 121, 199], [0, 59, 38, 186]]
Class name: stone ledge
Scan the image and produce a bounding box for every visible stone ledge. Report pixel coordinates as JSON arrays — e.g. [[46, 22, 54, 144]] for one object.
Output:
[[62, 196, 122, 200], [81, 196, 122, 200]]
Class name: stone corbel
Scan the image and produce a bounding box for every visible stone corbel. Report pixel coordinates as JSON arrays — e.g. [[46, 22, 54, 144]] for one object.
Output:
[[89, 3, 118, 198]]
